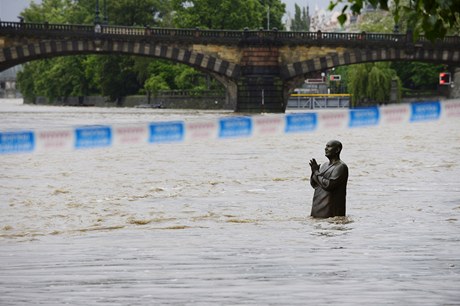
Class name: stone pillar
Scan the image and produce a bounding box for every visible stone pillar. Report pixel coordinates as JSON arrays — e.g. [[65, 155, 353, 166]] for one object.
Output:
[[236, 46, 286, 113], [209, 72, 237, 110], [236, 76, 285, 112], [389, 78, 399, 103]]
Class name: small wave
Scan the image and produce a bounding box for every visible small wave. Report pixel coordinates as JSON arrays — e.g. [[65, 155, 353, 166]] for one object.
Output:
[[191, 212, 219, 221], [0, 231, 45, 239], [161, 225, 192, 230], [77, 225, 125, 232], [246, 188, 266, 193], [226, 219, 257, 224], [150, 187, 166, 192], [128, 218, 152, 225], [51, 189, 70, 195], [208, 181, 222, 185], [327, 216, 354, 225]]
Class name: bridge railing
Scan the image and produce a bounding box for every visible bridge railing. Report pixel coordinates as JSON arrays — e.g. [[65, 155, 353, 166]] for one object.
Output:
[[101, 26, 145, 36], [0, 21, 93, 32], [1, 21, 459, 48], [101, 26, 245, 39]]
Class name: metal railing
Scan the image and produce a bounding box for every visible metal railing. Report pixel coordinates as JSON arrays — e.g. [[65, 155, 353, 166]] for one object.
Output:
[[287, 94, 351, 109]]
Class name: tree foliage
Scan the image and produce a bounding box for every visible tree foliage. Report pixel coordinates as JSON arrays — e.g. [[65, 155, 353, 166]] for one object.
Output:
[[17, 56, 96, 101], [290, 4, 310, 31], [347, 8, 394, 33], [172, 0, 285, 30], [391, 62, 445, 90], [144, 75, 170, 96], [21, 0, 94, 24], [261, 0, 286, 30], [347, 62, 399, 106], [108, 0, 172, 26], [329, 0, 460, 41], [96, 56, 141, 102]]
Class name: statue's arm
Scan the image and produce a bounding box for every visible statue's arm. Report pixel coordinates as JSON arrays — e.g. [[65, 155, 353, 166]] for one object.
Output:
[[313, 164, 348, 191], [309, 158, 320, 189], [310, 172, 319, 188]]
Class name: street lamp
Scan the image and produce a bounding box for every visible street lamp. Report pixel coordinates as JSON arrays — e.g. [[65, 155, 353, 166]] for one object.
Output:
[[103, 0, 108, 24], [95, 0, 108, 24], [95, 0, 100, 24], [267, 5, 270, 30]]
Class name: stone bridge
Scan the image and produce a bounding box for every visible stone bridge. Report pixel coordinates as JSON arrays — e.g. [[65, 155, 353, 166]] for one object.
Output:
[[1, 21, 459, 112]]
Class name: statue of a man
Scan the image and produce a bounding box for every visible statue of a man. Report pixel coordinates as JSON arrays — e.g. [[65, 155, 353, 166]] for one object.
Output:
[[309, 140, 348, 218]]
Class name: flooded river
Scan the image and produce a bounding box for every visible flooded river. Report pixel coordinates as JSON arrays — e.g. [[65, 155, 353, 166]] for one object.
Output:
[[1, 99, 459, 305]]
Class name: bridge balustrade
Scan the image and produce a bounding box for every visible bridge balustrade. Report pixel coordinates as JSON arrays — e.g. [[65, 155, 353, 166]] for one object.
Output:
[[102, 26, 145, 36], [277, 32, 317, 39], [1, 21, 459, 48], [0, 21, 93, 33]]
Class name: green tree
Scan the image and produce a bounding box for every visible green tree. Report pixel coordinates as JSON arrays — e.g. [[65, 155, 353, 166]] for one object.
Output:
[[347, 62, 399, 106], [18, 0, 97, 102], [108, 0, 172, 26], [260, 0, 286, 30], [21, 0, 95, 24], [96, 55, 141, 102], [175, 67, 206, 91], [17, 60, 48, 101], [17, 56, 94, 102], [145, 60, 185, 90], [391, 62, 444, 90], [172, 0, 285, 30], [144, 75, 170, 103], [348, 8, 394, 33], [329, 0, 460, 41], [291, 4, 310, 31], [347, 64, 368, 106]]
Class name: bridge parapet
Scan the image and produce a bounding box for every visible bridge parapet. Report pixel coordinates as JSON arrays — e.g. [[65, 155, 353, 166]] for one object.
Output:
[[2, 21, 460, 49]]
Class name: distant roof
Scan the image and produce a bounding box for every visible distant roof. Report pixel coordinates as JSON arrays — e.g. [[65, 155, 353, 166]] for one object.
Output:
[[0, 65, 23, 80]]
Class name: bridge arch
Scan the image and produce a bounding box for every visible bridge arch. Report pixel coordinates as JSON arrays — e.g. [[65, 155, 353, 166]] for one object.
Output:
[[281, 47, 460, 83], [1, 39, 241, 79], [1, 37, 242, 109]]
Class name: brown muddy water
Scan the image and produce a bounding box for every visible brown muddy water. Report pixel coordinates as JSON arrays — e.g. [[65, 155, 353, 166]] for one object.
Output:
[[1, 99, 459, 305]]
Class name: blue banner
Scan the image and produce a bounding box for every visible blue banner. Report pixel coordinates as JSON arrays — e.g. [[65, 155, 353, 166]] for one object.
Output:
[[0, 131, 35, 154], [75, 126, 112, 149], [285, 113, 317, 133], [218, 117, 252, 138], [349, 107, 380, 128], [410, 101, 441, 122], [149, 121, 184, 143]]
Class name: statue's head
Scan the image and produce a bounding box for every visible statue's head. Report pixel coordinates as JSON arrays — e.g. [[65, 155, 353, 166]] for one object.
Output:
[[325, 140, 342, 158]]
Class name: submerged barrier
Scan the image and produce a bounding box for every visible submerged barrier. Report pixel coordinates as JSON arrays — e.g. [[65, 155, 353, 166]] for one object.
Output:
[[1, 100, 459, 155]]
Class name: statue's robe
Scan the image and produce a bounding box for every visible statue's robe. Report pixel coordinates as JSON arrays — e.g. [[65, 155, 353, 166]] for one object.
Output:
[[310, 160, 348, 218]]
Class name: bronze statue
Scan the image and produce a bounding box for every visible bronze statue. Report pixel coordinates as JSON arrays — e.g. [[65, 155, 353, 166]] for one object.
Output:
[[309, 140, 348, 218]]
